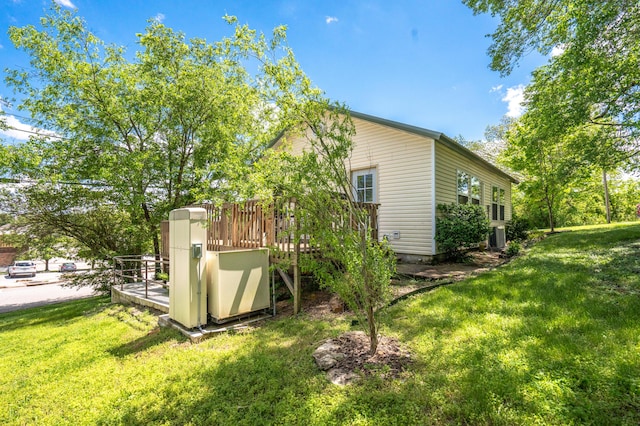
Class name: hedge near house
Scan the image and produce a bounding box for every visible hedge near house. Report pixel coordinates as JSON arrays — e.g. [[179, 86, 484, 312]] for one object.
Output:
[[435, 203, 490, 259]]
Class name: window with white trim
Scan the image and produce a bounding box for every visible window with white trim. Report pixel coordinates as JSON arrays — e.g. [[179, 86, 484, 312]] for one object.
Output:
[[492, 186, 505, 221], [352, 168, 376, 203], [457, 170, 482, 205]]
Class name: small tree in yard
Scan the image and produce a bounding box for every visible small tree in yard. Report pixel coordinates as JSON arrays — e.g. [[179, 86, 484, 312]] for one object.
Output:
[[435, 203, 490, 260], [251, 103, 396, 355]]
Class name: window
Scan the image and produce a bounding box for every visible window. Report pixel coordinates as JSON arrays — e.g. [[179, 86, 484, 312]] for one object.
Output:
[[457, 170, 482, 205], [457, 171, 469, 204], [471, 176, 481, 205], [352, 168, 376, 203], [492, 186, 505, 221]]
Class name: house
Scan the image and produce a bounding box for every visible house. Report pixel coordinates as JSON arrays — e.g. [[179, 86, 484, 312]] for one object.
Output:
[[272, 110, 518, 262]]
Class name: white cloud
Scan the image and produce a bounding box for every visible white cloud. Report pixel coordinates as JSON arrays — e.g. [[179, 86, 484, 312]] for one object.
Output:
[[154, 13, 166, 23], [490, 84, 503, 93], [325, 16, 338, 24], [502, 85, 525, 118], [54, 0, 76, 9], [0, 109, 58, 142], [551, 44, 565, 57]]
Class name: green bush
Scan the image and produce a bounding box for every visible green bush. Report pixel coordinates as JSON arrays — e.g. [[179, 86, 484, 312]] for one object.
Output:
[[506, 214, 531, 242], [435, 203, 490, 259], [505, 240, 522, 257]]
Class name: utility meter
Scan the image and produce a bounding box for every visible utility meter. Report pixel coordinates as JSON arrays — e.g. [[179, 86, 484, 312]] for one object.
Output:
[[192, 243, 202, 259]]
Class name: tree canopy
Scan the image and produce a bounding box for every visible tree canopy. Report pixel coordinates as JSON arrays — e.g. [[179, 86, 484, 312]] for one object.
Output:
[[466, 0, 640, 227], [465, 0, 640, 153], [3, 6, 329, 258]]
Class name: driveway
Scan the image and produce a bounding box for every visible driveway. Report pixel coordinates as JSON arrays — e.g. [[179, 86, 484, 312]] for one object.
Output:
[[0, 271, 99, 313]]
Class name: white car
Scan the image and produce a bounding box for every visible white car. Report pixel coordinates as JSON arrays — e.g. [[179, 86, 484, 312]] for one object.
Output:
[[8, 261, 37, 278]]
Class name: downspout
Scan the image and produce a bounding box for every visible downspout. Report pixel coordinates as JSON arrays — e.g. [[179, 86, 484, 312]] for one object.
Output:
[[431, 140, 437, 256], [197, 256, 203, 330]]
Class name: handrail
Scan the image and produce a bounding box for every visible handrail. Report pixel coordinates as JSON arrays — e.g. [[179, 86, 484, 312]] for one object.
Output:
[[112, 255, 170, 299]]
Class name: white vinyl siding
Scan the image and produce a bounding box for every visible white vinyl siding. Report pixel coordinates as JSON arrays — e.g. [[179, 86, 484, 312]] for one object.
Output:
[[276, 116, 513, 258], [349, 118, 434, 256], [277, 118, 435, 256], [435, 143, 511, 229]]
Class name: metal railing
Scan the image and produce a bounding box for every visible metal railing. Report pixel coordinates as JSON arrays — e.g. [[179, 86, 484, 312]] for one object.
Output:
[[112, 255, 170, 299]]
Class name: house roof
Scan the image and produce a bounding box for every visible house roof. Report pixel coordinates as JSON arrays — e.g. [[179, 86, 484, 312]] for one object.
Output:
[[269, 109, 519, 184], [347, 110, 519, 184]]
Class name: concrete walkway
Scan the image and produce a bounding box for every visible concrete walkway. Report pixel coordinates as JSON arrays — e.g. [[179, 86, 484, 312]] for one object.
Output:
[[111, 282, 169, 313], [396, 250, 506, 280]]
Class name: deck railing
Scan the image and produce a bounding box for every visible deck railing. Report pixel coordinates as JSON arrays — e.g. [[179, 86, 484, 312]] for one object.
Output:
[[160, 199, 379, 265]]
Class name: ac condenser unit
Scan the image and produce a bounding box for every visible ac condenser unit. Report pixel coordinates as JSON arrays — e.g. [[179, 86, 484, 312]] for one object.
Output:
[[491, 226, 506, 249]]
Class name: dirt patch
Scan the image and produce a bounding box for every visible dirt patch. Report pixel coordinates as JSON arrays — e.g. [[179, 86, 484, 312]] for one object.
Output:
[[275, 290, 341, 320], [313, 331, 412, 385]]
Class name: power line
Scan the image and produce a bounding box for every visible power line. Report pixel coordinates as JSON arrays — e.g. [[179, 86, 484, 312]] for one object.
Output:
[[1, 126, 64, 140]]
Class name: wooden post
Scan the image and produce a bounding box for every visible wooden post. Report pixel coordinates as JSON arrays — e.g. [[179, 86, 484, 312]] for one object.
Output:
[[293, 262, 301, 315], [293, 201, 301, 315]]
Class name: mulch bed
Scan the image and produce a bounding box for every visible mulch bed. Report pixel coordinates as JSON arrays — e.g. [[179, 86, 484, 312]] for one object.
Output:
[[329, 331, 412, 380]]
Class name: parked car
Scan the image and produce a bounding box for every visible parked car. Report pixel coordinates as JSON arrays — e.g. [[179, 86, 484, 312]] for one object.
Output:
[[8, 261, 37, 278], [60, 262, 77, 273]]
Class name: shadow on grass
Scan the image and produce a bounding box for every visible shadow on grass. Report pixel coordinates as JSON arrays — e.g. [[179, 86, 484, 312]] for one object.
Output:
[[91, 225, 640, 425], [0, 295, 111, 333], [108, 326, 184, 358], [94, 316, 340, 425], [377, 224, 640, 424]]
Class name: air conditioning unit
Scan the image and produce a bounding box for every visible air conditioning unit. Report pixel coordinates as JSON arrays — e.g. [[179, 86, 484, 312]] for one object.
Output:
[[491, 226, 506, 249]]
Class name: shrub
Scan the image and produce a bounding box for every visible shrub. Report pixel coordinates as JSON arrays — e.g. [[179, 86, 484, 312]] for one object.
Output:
[[505, 240, 522, 257], [506, 214, 531, 242], [435, 203, 490, 259]]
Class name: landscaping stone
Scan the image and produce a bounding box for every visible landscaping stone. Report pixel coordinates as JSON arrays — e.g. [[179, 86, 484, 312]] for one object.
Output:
[[326, 368, 360, 386], [312, 341, 343, 370]]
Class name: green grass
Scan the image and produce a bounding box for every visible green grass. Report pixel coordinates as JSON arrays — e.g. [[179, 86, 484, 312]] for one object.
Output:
[[1, 223, 639, 425]]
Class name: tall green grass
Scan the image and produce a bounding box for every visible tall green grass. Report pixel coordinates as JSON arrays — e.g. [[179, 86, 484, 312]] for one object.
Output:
[[1, 223, 639, 425]]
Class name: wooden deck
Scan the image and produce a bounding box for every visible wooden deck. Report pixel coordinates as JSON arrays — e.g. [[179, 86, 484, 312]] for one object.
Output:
[[160, 199, 379, 314]]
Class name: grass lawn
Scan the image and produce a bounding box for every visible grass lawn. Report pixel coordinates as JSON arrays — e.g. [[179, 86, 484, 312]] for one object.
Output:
[[1, 223, 639, 425]]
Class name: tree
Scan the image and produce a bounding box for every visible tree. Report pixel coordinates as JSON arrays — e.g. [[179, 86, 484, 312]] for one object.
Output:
[[464, 0, 640, 163], [502, 112, 587, 231], [4, 6, 316, 260], [500, 57, 637, 229], [251, 104, 395, 355]]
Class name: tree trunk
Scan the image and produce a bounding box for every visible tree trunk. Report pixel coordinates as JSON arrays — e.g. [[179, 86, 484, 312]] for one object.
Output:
[[602, 169, 611, 224], [366, 303, 378, 355], [545, 195, 555, 232], [141, 202, 161, 273]]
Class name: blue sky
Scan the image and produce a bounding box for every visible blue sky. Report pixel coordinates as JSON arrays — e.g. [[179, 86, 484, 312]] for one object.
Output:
[[0, 0, 551, 142]]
